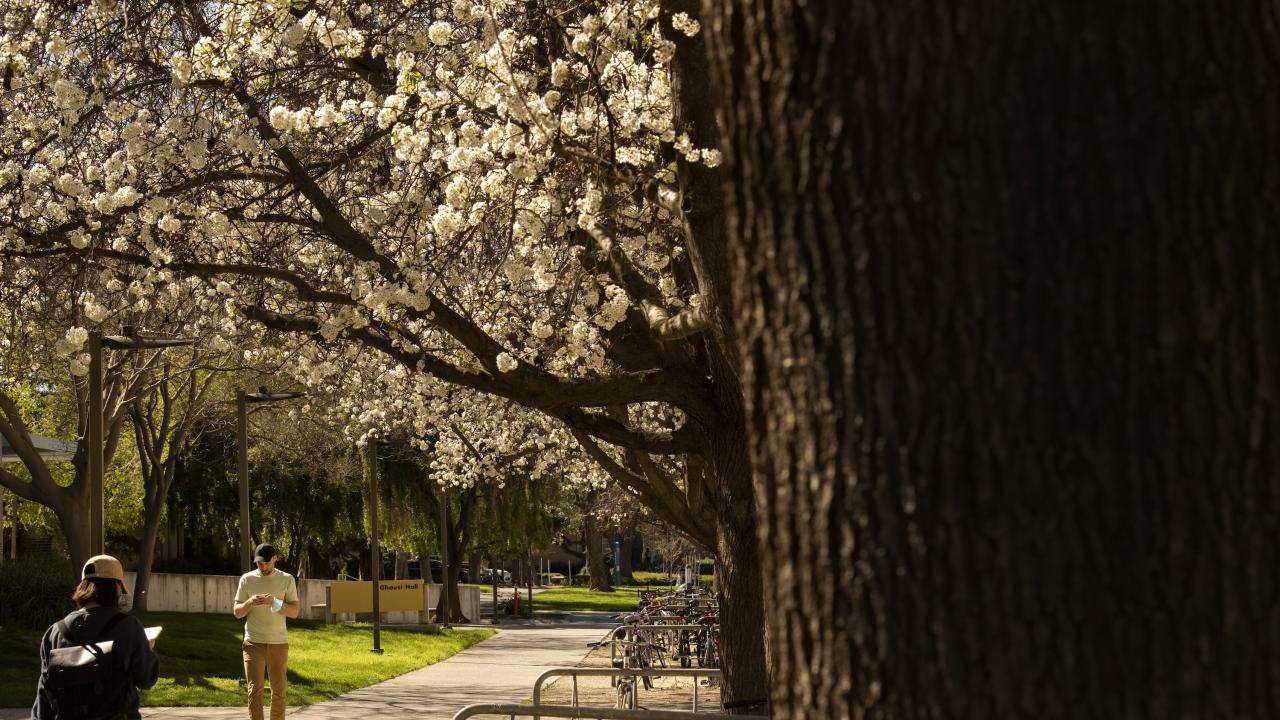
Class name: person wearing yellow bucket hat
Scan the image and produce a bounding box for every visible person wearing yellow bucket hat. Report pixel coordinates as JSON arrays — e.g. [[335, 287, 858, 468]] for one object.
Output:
[[32, 555, 159, 720]]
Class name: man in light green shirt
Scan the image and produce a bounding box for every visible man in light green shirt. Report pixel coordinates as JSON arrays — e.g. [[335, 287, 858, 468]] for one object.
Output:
[[233, 544, 299, 720]]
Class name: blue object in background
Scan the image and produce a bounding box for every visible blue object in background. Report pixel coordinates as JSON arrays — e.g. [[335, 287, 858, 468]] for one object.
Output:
[[613, 538, 622, 586]]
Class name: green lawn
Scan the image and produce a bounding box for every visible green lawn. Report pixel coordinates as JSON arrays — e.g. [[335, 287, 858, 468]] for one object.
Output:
[[530, 585, 663, 613], [0, 612, 492, 708], [630, 570, 713, 585]]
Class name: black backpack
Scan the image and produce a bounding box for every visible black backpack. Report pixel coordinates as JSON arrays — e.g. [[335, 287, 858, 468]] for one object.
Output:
[[43, 612, 131, 720]]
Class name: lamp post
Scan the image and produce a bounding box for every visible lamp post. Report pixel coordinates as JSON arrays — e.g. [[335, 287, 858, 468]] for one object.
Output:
[[437, 485, 451, 629], [236, 387, 306, 571], [366, 441, 384, 654], [88, 327, 193, 556]]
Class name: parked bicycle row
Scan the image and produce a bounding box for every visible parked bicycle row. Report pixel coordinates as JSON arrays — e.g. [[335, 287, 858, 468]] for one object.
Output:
[[579, 588, 724, 710]]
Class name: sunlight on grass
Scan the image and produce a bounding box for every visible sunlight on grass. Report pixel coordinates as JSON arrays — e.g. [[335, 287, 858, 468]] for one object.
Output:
[[0, 612, 492, 708], [531, 586, 655, 613]]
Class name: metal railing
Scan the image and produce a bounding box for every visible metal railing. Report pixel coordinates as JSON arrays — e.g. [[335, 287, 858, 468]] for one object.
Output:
[[532, 667, 723, 713], [451, 704, 763, 720]]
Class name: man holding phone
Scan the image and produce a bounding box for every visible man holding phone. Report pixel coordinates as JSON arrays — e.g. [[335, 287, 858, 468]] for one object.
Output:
[[233, 544, 299, 720]]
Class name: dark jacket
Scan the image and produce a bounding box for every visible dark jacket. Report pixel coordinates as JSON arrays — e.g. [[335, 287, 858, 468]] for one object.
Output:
[[32, 607, 160, 720]]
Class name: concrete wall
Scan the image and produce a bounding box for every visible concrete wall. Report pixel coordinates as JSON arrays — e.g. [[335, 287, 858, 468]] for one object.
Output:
[[123, 572, 481, 623]]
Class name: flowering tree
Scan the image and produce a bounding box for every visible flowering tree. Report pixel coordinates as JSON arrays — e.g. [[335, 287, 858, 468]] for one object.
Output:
[[0, 0, 766, 701]]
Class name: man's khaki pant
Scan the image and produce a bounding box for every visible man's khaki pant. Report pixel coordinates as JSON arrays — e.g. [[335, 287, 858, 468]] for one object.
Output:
[[242, 641, 288, 720]]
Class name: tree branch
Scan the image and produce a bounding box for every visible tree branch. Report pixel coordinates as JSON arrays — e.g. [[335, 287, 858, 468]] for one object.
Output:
[[570, 429, 713, 548]]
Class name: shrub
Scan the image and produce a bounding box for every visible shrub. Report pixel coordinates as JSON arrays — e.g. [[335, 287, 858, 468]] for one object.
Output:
[[0, 556, 75, 630]]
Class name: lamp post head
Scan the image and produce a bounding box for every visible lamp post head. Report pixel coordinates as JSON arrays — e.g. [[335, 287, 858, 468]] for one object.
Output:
[[102, 327, 195, 350], [245, 387, 306, 403]]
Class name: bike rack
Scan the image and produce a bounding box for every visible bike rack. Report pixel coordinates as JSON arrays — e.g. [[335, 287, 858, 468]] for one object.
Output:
[[605, 624, 720, 671], [451, 703, 764, 719], [532, 667, 723, 713]]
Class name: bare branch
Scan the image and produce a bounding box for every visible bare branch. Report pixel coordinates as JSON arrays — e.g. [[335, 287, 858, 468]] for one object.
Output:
[[570, 429, 713, 548]]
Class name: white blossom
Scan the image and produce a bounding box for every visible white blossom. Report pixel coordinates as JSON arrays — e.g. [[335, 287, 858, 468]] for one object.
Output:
[[671, 12, 701, 37], [429, 21, 453, 46], [495, 352, 518, 373]]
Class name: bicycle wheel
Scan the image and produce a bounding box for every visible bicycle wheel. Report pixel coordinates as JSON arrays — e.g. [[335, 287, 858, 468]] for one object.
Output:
[[700, 629, 720, 669], [616, 679, 635, 709]]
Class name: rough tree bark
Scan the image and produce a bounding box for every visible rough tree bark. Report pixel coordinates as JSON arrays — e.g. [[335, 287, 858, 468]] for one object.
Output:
[[618, 532, 635, 585], [583, 507, 613, 592], [433, 484, 477, 623], [707, 0, 1280, 717], [663, 0, 772, 708]]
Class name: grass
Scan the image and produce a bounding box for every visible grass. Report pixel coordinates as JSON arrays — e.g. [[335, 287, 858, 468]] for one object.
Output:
[[630, 570, 713, 585], [0, 611, 492, 708], [530, 585, 664, 613], [531, 571, 717, 613]]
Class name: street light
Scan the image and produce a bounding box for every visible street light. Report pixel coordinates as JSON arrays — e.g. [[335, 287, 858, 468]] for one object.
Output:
[[88, 326, 194, 556], [236, 386, 305, 571], [366, 441, 384, 653]]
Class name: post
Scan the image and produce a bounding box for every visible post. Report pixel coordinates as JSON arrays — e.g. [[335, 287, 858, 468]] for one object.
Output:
[[0, 450, 5, 565], [492, 565, 499, 624], [236, 391, 251, 572], [526, 549, 534, 614], [614, 537, 622, 587], [367, 442, 382, 653], [568, 559, 572, 586], [87, 331, 105, 556], [438, 485, 451, 628]]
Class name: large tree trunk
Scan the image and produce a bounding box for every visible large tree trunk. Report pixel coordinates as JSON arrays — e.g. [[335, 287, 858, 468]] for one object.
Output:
[[618, 533, 635, 585], [707, 427, 770, 715], [707, 1, 1280, 717], [133, 485, 165, 612], [583, 510, 613, 591], [59, 493, 91, 578], [435, 519, 466, 622], [307, 545, 329, 579], [663, 0, 774, 708], [1, 422, 98, 578]]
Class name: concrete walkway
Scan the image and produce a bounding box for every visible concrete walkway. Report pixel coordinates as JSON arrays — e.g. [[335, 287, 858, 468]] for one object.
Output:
[[3, 614, 613, 720]]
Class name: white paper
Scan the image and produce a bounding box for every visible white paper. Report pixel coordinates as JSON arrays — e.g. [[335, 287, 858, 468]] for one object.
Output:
[[144, 626, 162, 641]]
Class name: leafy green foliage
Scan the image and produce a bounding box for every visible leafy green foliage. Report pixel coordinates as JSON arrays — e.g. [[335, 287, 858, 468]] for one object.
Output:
[[0, 555, 75, 630]]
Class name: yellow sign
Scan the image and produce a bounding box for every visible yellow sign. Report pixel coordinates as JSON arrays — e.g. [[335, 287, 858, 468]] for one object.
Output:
[[327, 580, 426, 613]]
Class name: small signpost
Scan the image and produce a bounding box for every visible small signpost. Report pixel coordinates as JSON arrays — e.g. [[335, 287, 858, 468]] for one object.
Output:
[[327, 580, 428, 614]]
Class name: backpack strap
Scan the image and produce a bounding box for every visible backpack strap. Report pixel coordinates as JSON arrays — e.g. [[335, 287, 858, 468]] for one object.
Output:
[[55, 611, 126, 648]]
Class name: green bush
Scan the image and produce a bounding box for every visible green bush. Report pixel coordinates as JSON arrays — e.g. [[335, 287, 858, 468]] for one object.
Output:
[[0, 556, 75, 630]]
